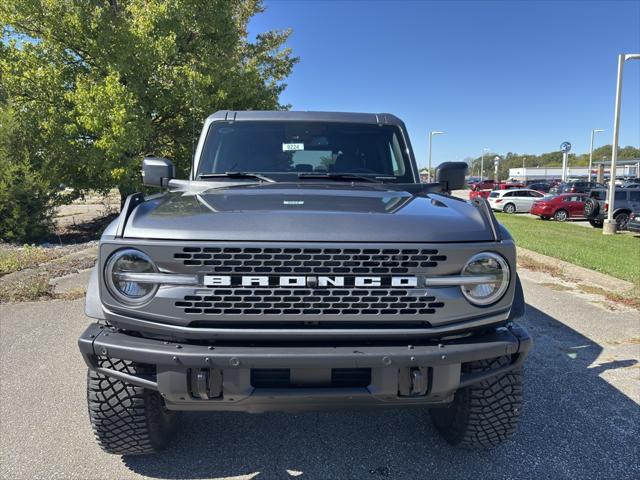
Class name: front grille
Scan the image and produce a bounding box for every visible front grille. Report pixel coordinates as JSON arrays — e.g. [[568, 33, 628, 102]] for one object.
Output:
[[174, 288, 444, 316], [173, 247, 446, 275]]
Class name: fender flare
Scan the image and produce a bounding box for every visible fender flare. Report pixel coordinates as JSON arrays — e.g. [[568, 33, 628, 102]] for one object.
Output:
[[85, 264, 105, 320], [507, 274, 525, 321]]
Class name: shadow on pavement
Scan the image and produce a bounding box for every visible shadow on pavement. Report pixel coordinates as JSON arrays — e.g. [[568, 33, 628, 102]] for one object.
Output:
[[123, 304, 639, 479]]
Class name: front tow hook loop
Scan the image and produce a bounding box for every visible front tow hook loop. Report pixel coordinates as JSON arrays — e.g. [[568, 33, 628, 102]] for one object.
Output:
[[410, 367, 427, 396]]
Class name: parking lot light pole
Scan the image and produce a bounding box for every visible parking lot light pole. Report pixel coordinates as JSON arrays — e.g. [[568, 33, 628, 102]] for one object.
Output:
[[603, 53, 640, 235], [428, 131, 444, 182], [588, 129, 604, 182], [480, 148, 489, 181]]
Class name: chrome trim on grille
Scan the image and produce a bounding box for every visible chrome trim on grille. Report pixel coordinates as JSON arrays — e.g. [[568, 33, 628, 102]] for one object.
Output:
[[424, 275, 497, 286], [114, 272, 198, 285]]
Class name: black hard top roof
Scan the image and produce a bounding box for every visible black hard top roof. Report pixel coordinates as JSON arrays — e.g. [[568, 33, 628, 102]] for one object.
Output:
[[206, 110, 405, 126]]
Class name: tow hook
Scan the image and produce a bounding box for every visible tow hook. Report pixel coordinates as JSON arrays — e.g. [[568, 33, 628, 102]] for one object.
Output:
[[398, 366, 428, 397], [410, 367, 427, 396]]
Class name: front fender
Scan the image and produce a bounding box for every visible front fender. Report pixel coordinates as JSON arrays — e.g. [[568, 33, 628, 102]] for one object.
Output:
[[507, 273, 525, 321], [84, 264, 105, 320]]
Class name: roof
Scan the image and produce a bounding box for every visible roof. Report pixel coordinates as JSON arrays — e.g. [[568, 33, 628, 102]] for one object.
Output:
[[205, 110, 405, 126]]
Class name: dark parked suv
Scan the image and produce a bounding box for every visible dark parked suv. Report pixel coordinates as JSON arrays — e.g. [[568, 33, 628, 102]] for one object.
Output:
[[558, 181, 603, 194], [78, 110, 531, 455], [584, 188, 640, 229]]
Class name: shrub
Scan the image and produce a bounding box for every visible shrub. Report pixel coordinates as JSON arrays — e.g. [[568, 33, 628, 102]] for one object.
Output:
[[0, 157, 55, 243]]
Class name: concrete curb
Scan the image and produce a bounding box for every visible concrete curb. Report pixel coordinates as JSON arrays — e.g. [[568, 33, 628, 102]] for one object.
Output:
[[517, 246, 634, 293]]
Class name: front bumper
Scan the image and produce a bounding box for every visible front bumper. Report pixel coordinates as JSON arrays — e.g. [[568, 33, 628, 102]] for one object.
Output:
[[627, 220, 640, 233], [530, 206, 553, 216], [78, 321, 532, 412]]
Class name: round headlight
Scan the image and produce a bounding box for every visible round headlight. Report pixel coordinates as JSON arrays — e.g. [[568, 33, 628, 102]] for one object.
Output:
[[105, 249, 158, 305], [460, 252, 510, 306]]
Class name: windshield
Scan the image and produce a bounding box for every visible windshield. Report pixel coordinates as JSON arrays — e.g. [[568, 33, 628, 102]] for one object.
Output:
[[196, 121, 414, 182]]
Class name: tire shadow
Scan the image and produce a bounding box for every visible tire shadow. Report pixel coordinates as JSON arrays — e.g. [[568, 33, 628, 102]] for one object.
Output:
[[123, 304, 640, 479]]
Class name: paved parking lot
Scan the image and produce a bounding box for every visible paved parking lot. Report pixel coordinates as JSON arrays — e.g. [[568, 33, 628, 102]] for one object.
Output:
[[1, 271, 638, 480]]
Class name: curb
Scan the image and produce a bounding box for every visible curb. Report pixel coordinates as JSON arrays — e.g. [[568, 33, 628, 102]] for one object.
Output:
[[517, 246, 634, 293]]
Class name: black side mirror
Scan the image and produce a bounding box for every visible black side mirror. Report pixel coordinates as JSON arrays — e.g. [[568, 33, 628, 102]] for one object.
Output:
[[142, 156, 175, 187], [436, 162, 468, 191]]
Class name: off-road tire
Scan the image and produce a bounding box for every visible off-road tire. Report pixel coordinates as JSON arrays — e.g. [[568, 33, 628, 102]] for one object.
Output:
[[584, 197, 599, 218], [553, 209, 569, 222], [87, 359, 177, 455], [430, 356, 523, 449], [503, 203, 516, 214], [614, 211, 630, 230]]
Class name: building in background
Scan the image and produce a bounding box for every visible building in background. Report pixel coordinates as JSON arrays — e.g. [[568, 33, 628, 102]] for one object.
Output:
[[508, 159, 639, 182]]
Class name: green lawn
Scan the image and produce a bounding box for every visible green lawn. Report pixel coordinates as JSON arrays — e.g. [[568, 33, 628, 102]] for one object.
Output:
[[496, 214, 640, 286]]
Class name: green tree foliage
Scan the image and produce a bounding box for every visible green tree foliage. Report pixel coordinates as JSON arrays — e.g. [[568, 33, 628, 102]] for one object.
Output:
[[0, 0, 297, 204], [467, 145, 640, 180], [0, 107, 55, 242]]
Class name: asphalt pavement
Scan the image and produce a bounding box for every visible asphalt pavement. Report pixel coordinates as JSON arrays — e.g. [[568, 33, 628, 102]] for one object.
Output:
[[1, 271, 639, 480]]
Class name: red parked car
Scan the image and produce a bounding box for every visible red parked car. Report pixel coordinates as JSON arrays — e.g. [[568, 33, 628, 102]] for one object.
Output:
[[530, 193, 587, 221], [469, 189, 492, 200], [494, 182, 526, 190], [470, 179, 496, 191]]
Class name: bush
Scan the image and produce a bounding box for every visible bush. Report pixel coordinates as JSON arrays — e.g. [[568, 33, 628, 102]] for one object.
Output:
[[0, 157, 55, 243]]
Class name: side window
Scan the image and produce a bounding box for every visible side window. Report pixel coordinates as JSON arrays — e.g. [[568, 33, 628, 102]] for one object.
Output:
[[531, 191, 543, 197], [504, 191, 514, 197], [614, 191, 627, 202]]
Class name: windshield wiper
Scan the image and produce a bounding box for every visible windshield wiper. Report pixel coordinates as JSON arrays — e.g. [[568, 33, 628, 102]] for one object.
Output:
[[297, 172, 382, 183], [198, 172, 276, 183]]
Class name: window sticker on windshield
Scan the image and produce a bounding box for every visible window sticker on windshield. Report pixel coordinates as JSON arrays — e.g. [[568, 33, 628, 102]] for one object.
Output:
[[282, 143, 304, 152]]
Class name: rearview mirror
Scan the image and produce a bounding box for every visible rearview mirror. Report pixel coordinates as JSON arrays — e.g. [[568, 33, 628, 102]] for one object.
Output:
[[142, 156, 175, 187], [436, 162, 468, 191]]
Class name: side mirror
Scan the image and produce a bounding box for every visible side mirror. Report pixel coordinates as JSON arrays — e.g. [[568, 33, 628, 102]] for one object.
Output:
[[142, 156, 175, 187], [436, 162, 468, 191]]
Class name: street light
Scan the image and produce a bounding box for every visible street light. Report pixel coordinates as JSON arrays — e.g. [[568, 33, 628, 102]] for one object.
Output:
[[494, 156, 500, 182], [427, 131, 444, 182], [480, 148, 489, 181], [588, 129, 604, 182], [603, 53, 640, 235]]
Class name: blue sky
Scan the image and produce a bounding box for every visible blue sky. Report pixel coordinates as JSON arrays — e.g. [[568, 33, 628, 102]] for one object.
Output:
[[249, 0, 640, 168]]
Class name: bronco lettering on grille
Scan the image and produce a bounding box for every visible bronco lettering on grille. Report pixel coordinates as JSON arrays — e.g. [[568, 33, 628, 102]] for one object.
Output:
[[203, 275, 418, 288]]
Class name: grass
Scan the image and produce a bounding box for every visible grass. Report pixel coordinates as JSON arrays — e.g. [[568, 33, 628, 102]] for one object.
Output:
[[496, 213, 640, 287], [0, 275, 52, 302], [0, 245, 64, 276]]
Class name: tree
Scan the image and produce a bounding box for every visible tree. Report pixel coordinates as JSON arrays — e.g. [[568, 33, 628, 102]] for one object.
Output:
[[1, 0, 297, 203], [467, 145, 640, 181]]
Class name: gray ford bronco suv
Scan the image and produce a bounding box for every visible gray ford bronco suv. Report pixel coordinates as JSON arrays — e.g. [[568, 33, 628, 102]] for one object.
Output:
[[78, 111, 531, 454]]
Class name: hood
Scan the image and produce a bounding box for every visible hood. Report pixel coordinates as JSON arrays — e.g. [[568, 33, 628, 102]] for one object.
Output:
[[123, 185, 494, 242]]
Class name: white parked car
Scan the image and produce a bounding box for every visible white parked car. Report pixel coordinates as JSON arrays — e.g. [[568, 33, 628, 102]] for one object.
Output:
[[487, 188, 545, 213]]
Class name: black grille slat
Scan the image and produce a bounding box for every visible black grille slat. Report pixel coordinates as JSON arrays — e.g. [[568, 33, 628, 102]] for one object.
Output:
[[174, 288, 442, 316], [173, 247, 445, 273]]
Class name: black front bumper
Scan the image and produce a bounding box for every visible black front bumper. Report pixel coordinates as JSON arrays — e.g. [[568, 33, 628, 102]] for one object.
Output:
[[78, 321, 532, 412]]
